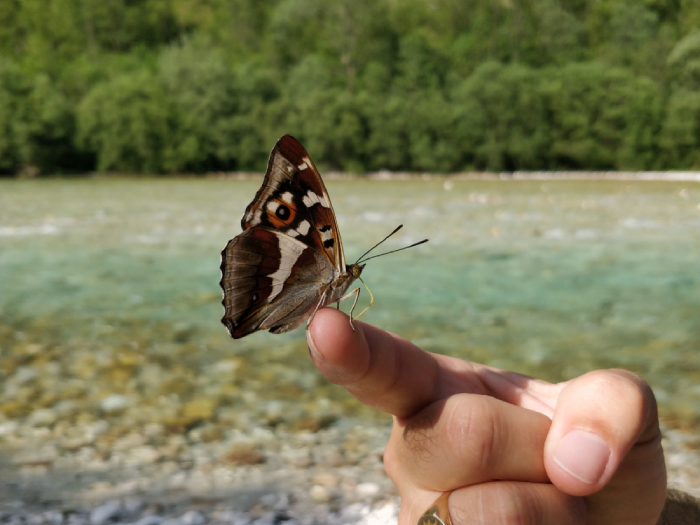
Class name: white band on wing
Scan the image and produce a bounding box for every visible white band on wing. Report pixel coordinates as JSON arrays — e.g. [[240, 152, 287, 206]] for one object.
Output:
[[267, 239, 304, 301], [303, 190, 330, 208]]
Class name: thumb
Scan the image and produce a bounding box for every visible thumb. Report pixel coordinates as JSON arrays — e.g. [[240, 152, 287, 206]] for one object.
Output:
[[544, 369, 666, 525]]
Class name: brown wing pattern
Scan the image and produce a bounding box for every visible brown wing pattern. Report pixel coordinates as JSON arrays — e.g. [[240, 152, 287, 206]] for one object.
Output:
[[220, 228, 335, 338], [241, 135, 346, 273]]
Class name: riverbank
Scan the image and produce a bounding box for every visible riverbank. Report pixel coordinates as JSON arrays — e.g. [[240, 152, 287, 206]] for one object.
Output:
[[1, 418, 698, 525], [206, 171, 700, 182], [0, 420, 397, 525]]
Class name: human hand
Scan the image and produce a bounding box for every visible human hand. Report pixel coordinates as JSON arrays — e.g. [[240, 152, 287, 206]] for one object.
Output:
[[307, 309, 669, 525]]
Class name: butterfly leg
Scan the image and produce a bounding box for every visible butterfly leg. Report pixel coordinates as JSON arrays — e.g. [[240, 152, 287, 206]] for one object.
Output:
[[337, 287, 361, 332], [306, 290, 329, 329]]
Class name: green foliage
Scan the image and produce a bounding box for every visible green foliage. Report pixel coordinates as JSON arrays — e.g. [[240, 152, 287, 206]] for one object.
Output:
[[2, 0, 700, 174], [18, 73, 77, 172], [0, 58, 27, 172], [450, 61, 664, 171], [453, 62, 548, 171], [77, 69, 173, 173], [544, 63, 663, 170], [158, 39, 238, 172], [668, 28, 700, 89], [660, 89, 700, 168], [0, 58, 76, 174]]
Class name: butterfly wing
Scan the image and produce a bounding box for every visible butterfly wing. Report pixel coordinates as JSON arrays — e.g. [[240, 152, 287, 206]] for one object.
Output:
[[220, 228, 337, 338], [220, 135, 356, 338], [241, 135, 346, 273]]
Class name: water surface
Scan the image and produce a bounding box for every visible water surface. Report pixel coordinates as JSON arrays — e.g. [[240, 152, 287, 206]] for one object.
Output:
[[1, 178, 698, 427]]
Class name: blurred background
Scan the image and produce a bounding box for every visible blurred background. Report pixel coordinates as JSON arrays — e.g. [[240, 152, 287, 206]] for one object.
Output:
[[1, 1, 699, 523], [1, 0, 700, 176]]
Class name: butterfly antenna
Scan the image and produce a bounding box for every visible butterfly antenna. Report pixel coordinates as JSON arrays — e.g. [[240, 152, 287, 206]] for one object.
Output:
[[357, 238, 429, 264], [355, 225, 404, 264]]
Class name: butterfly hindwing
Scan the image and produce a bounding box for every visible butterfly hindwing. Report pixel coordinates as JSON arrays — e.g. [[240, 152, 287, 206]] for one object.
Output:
[[241, 135, 346, 272], [220, 227, 335, 338]]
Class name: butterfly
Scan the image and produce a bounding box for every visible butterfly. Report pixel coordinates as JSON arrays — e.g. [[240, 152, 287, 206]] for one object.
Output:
[[219, 135, 427, 339]]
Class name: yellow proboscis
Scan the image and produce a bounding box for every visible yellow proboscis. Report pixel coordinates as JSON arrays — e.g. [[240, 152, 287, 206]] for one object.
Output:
[[354, 276, 374, 321]]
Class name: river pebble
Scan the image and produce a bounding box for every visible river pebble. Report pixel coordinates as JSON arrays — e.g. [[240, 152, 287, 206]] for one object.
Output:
[[354, 483, 380, 498], [127, 517, 164, 525], [0, 326, 698, 524], [90, 501, 122, 525], [0, 417, 697, 524]]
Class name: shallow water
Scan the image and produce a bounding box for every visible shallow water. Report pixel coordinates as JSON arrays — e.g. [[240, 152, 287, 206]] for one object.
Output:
[[1, 178, 699, 427]]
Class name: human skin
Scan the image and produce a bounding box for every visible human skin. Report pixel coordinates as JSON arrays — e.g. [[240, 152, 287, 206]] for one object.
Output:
[[306, 308, 682, 525]]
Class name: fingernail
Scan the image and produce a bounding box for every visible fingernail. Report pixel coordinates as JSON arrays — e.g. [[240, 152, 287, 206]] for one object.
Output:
[[553, 430, 611, 484], [307, 330, 323, 362]]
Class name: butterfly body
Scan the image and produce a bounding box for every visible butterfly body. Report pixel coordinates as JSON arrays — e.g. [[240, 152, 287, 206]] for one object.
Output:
[[220, 135, 364, 339]]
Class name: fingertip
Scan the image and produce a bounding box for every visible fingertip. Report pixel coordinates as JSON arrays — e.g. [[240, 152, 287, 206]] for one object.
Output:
[[307, 308, 371, 383], [308, 307, 353, 351], [544, 369, 661, 496]]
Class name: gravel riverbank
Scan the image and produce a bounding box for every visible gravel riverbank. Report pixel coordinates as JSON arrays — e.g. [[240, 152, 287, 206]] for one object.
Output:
[[0, 421, 397, 525], [1, 418, 698, 525]]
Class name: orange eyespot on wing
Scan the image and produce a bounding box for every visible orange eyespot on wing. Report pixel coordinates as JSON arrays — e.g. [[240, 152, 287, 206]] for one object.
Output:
[[264, 198, 298, 229]]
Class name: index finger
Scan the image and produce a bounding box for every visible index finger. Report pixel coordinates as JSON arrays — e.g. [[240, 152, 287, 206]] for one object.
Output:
[[307, 308, 490, 418]]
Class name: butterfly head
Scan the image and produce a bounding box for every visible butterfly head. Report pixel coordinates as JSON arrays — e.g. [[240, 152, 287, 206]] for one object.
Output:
[[349, 263, 365, 279]]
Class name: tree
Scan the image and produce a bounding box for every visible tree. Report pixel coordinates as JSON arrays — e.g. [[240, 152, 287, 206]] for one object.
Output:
[[77, 69, 174, 173], [543, 62, 663, 170], [3, 0, 700, 173], [0, 59, 76, 174], [452, 62, 549, 171]]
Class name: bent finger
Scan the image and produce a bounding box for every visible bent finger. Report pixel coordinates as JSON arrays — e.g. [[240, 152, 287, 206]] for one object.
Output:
[[308, 309, 569, 419], [400, 482, 584, 525], [385, 393, 551, 493], [307, 308, 489, 417]]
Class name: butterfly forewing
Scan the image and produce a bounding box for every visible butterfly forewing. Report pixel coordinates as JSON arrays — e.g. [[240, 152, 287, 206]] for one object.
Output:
[[241, 135, 346, 273]]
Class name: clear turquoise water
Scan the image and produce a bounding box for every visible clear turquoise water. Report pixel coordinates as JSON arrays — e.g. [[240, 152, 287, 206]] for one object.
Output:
[[1, 178, 699, 424]]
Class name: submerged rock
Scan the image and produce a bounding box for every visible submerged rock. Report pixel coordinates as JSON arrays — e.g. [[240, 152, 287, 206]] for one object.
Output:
[[89, 501, 121, 525]]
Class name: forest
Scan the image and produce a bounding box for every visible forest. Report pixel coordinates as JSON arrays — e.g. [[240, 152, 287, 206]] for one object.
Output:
[[1, 0, 700, 175]]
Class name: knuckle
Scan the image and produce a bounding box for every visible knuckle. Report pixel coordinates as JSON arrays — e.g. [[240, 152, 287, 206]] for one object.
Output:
[[452, 485, 586, 525], [445, 395, 502, 476], [585, 369, 652, 414], [495, 484, 542, 525], [454, 484, 542, 525]]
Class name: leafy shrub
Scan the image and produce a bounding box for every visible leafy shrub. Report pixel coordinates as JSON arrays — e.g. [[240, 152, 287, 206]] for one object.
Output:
[[660, 89, 700, 169], [5, 0, 700, 173], [157, 39, 238, 172], [543, 62, 663, 170], [0, 59, 75, 174], [0, 59, 27, 173], [667, 28, 700, 89], [452, 62, 550, 171], [77, 69, 173, 173]]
